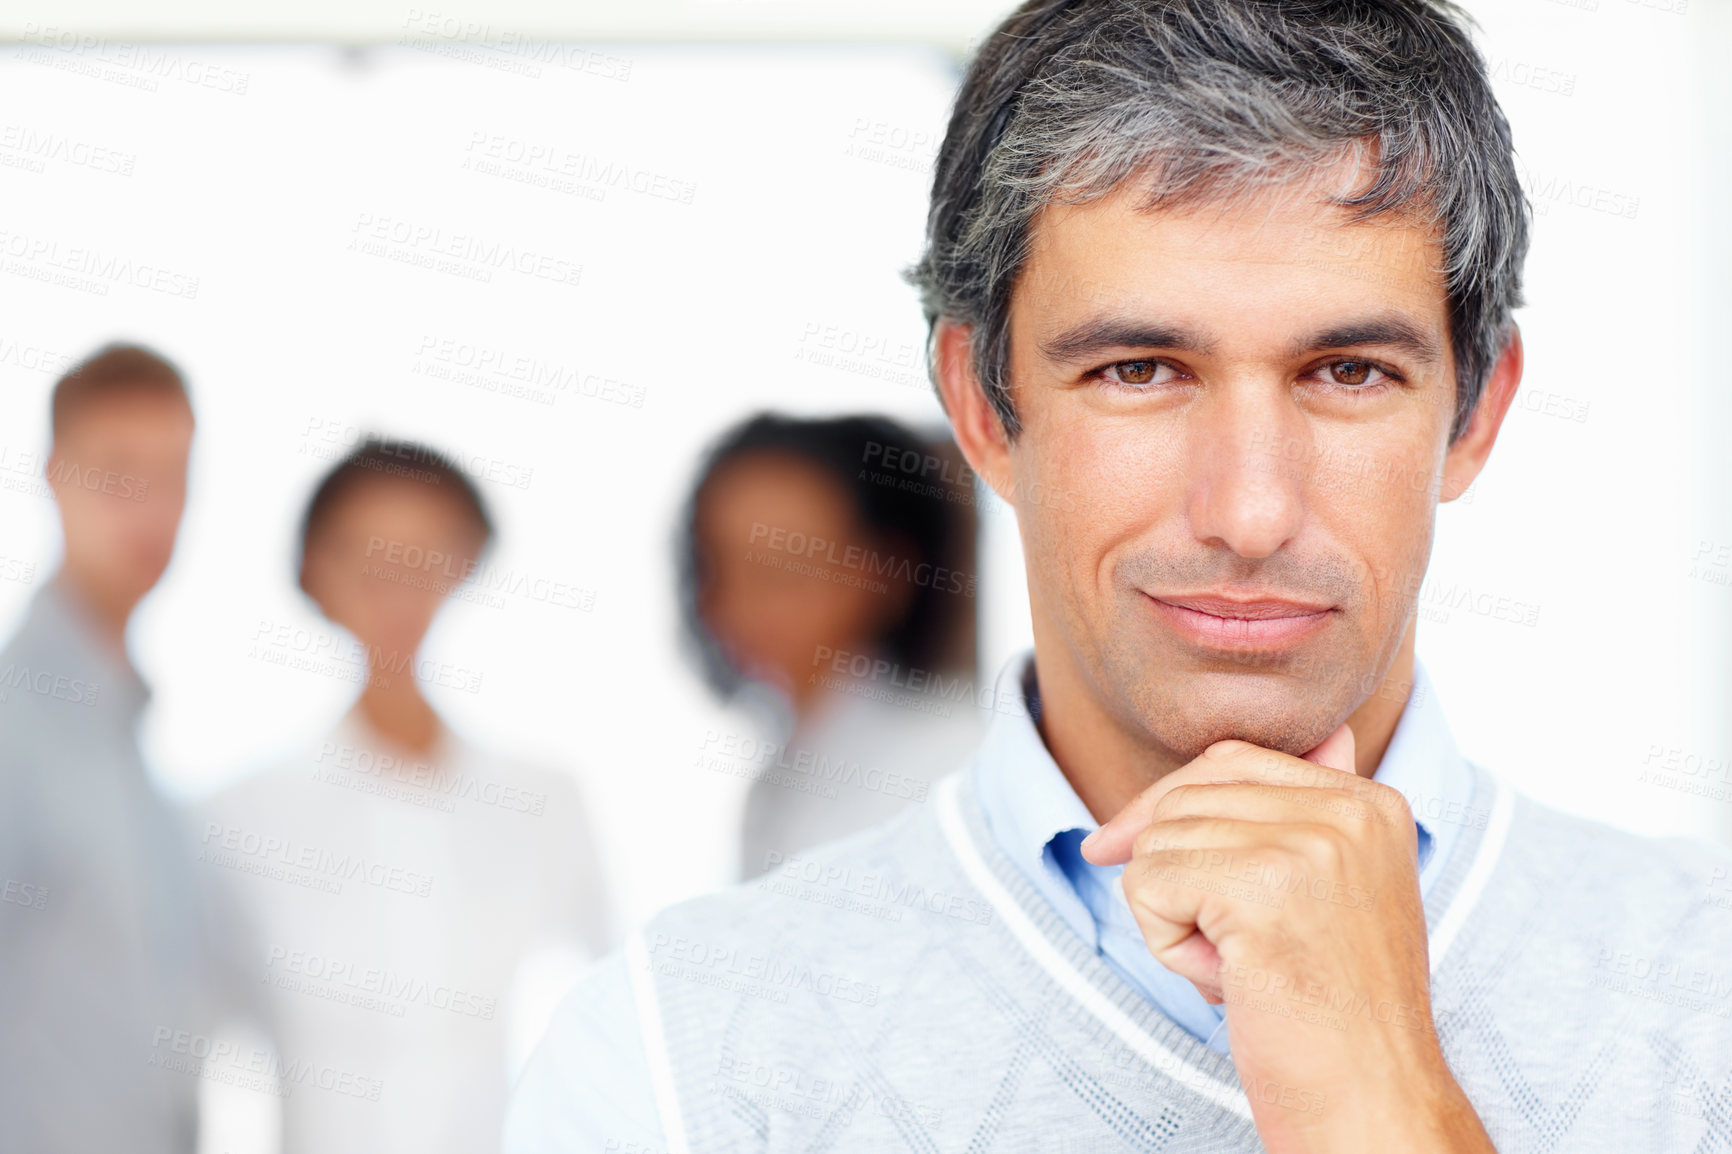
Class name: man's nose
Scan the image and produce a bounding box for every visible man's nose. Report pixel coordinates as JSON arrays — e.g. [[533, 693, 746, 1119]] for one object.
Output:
[[1184, 386, 1306, 560]]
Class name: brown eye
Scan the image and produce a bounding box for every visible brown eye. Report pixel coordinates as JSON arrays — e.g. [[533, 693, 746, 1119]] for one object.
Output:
[[1331, 361, 1372, 386], [1117, 360, 1158, 385]]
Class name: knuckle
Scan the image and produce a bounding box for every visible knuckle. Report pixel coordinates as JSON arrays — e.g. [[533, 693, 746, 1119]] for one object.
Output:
[[1296, 824, 1349, 872], [1133, 824, 1172, 858], [1151, 783, 1202, 819], [1370, 781, 1415, 823]]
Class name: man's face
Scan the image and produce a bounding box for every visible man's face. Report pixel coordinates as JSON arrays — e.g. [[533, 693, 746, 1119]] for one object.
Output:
[[998, 174, 1464, 760], [50, 389, 194, 614]]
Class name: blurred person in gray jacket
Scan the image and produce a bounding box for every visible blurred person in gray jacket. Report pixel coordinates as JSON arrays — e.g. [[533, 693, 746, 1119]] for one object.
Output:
[[0, 344, 260, 1154]]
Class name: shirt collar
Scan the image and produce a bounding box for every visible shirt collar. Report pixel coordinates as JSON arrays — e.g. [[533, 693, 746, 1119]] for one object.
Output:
[[18, 576, 152, 725], [974, 648, 1472, 905], [971, 654, 1100, 942], [1367, 659, 1472, 886], [979, 658, 1094, 851]]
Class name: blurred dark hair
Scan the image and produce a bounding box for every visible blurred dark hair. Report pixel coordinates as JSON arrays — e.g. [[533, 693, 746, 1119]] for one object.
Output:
[[52, 343, 191, 437], [296, 438, 493, 587], [676, 413, 973, 700]]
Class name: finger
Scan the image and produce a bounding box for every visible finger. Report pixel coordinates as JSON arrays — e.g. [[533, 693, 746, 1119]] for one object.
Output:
[[1119, 854, 1224, 995], [1302, 721, 1357, 775], [1082, 740, 1289, 866], [1162, 930, 1225, 1003], [1132, 785, 1385, 840]]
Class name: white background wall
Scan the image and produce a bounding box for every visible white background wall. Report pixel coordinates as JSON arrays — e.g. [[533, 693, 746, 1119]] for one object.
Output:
[[1, 0, 1728, 942]]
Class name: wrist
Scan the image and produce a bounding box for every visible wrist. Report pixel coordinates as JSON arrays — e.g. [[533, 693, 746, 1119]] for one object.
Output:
[[1352, 1069, 1494, 1154], [1251, 1052, 1491, 1154]]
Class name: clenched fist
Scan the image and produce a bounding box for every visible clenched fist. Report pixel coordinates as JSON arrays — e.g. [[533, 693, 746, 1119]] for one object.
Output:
[[1081, 725, 1494, 1153]]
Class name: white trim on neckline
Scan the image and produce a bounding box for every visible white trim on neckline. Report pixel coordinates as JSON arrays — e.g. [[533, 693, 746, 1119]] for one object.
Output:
[[1428, 770, 1515, 976], [938, 764, 1517, 1116], [936, 773, 1256, 1122], [625, 933, 693, 1154]]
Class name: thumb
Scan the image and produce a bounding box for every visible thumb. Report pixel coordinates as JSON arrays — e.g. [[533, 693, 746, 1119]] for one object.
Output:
[[1302, 721, 1357, 775]]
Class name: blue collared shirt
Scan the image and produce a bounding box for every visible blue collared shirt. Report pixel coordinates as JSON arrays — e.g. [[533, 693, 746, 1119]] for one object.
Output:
[[973, 651, 1476, 1056]]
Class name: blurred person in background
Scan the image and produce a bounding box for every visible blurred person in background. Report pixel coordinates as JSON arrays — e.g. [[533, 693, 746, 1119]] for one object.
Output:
[[0, 344, 261, 1153], [200, 438, 612, 1154], [677, 413, 984, 879]]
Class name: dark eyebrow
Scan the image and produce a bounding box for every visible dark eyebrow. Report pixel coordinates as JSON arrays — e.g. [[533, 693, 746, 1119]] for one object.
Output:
[[1036, 316, 1218, 364], [1293, 317, 1443, 365]]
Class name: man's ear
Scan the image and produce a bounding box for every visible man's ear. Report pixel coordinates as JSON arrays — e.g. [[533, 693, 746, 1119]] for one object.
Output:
[[1441, 325, 1524, 502], [934, 321, 1016, 505]]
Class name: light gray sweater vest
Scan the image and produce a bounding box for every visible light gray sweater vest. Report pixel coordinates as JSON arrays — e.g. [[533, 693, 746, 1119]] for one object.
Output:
[[629, 765, 1732, 1152]]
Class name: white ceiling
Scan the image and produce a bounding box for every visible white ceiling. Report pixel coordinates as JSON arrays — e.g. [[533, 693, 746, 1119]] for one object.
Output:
[[0, 0, 1011, 48]]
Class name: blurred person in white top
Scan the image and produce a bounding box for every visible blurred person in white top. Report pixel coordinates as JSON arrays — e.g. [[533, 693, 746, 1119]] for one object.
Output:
[[677, 413, 986, 879], [201, 438, 612, 1154]]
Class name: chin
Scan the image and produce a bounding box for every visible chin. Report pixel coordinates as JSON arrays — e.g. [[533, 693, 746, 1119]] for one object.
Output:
[[1140, 677, 1347, 763], [1166, 715, 1331, 762]]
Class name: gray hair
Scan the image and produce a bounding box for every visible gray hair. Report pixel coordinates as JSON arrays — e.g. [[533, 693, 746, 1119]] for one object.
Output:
[[908, 0, 1530, 442]]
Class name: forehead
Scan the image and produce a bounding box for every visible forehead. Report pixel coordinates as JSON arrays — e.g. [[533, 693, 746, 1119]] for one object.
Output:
[[1014, 172, 1450, 357], [321, 476, 479, 539], [698, 454, 857, 536], [60, 387, 193, 442]]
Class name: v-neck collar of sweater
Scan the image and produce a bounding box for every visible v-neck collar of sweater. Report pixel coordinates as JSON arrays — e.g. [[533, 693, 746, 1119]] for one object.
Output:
[[935, 749, 1515, 1125]]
